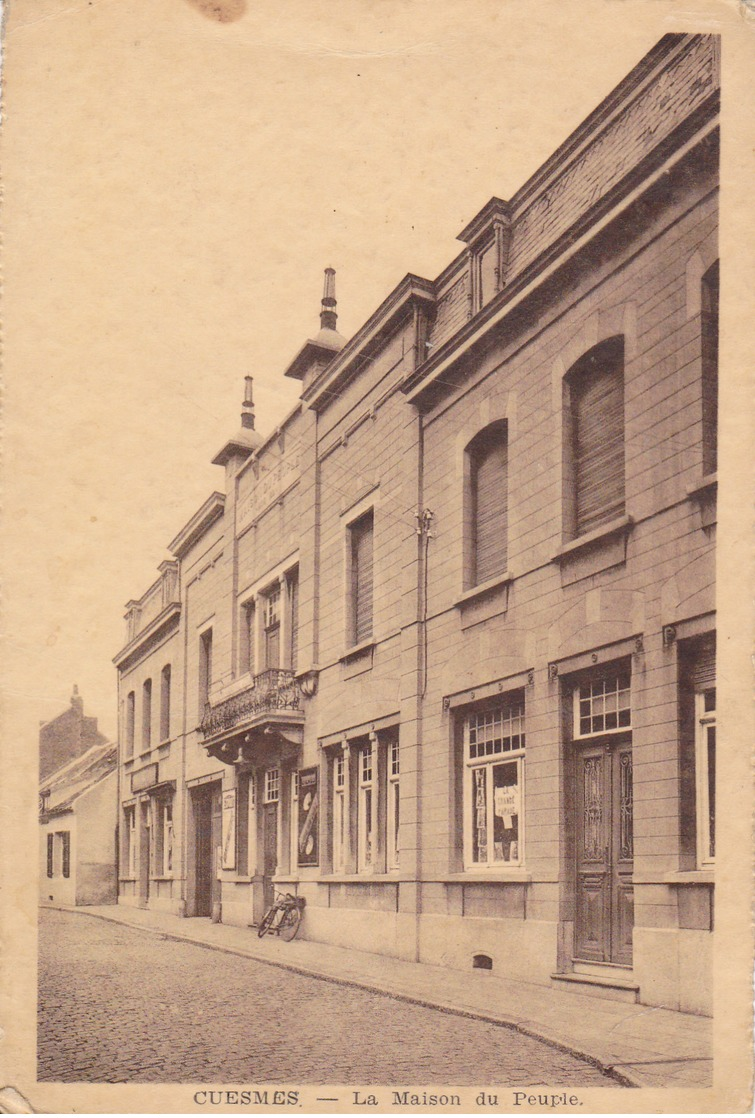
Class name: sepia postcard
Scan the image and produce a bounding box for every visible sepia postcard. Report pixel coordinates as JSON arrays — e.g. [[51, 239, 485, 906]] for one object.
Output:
[[1, 0, 753, 1113]]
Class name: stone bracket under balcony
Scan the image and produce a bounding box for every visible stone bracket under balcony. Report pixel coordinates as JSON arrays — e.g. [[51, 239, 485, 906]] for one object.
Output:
[[199, 669, 305, 764]]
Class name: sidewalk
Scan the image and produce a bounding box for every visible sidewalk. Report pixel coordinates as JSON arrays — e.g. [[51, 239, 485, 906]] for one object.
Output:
[[49, 903, 712, 1089]]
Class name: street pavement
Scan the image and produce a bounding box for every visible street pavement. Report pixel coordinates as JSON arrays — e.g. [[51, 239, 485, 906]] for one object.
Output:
[[38, 908, 618, 1086]]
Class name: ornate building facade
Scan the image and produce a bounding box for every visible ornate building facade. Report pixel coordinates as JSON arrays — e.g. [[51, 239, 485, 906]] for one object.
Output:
[[114, 34, 718, 1015]]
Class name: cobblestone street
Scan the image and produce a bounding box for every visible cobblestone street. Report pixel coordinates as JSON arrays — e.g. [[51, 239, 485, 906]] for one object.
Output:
[[38, 909, 619, 1086]]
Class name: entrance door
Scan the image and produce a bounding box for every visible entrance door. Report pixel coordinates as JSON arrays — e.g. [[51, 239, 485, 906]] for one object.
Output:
[[575, 742, 633, 965], [194, 791, 212, 917], [262, 802, 278, 910]]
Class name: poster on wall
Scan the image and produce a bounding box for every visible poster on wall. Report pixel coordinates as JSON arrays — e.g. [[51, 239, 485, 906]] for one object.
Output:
[[297, 767, 319, 866], [221, 789, 236, 870]]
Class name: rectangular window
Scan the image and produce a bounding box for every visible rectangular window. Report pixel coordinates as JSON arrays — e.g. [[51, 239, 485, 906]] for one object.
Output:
[[160, 664, 171, 742], [464, 695, 525, 868], [468, 422, 508, 586], [142, 678, 152, 751], [287, 568, 299, 672], [574, 672, 631, 737], [701, 261, 719, 475], [568, 337, 625, 537], [198, 628, 213, 712], [696, 689, 716, 865], [263, 585, 281, 670], [239, 600, 255, 676], [264, 767, 279, 804], [349, 511, 374, 647], [387, 741, 400, 870], [46, 833, 54, 878], [333, 752, 346, 873], [125, 691, 135, 758], [357, 744, 374, 871], [60, 831, 71, 879]]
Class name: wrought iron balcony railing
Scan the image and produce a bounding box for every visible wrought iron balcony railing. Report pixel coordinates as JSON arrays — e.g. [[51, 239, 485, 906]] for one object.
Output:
[[199, 669, 303, 739]]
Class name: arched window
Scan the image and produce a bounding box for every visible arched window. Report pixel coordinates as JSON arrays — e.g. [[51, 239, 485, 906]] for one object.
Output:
[[466, 421, 508, 587], [701, 260, 719, 475], [566, 336, 625, 538]]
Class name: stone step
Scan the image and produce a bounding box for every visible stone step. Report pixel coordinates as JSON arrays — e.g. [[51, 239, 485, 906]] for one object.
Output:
[[550, 971, 639, 1003]]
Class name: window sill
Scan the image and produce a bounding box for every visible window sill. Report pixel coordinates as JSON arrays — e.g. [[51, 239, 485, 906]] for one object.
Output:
[[150, 876, 174, 883], [686, 473, 717, 500], [119, 876, 137, 883], [445, 869, 532, 883], [157, 738, 172, 750], [552, 514, 633, 562], [138, 750, 152, 760], [455, 571, 513, 609], [340, 639, 375, 663], [319, 872, 406, 884], [123, 758, 134, 768]]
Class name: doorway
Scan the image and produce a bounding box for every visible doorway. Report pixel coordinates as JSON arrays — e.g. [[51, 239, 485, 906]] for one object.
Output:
[[193, 783, 222, 918], [574, 741, 633, 965], [138, 800, 151, 908]]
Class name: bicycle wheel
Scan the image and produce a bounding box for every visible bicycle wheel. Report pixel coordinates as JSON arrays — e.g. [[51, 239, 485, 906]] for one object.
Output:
[[257, 905, 277, 938], [277, 905, 301, 942]]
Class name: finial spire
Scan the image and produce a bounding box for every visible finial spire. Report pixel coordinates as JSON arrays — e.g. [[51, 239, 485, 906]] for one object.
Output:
[[241, 375, 255, 430], [320, 267, 337, 331]]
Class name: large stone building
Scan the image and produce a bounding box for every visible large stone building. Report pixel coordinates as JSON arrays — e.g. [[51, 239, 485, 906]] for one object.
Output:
[[114, 34, 718, 1015]]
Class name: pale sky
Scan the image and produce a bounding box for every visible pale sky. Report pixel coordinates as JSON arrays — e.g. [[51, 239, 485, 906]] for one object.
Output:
[[3, 0, 725, 739]]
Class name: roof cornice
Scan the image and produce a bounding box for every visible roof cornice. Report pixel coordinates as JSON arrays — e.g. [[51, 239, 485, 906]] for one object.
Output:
[[168, 493, 225, 558], [113, 602, 181, 669]]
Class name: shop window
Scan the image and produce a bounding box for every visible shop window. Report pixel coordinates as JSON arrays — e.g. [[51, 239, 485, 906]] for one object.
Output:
[[566, 336, 625, 538], [357, 744, 374, 871], [574, 671, 631, 738], [332, 752, 346, 873], [463, 695, 525, 868], [465, 421, 508, 587], [141, 679, 152, 751], [125, 691, 135, 758], [60, 831, 71, 879], [262, 585, 281, 670], [264, 767, 279, 804], [125, 806, 136, 877], [387, 741, 400, 870], [46, 834, 54, 878], [160, 664, 171, 742], [701, 261, 719, 475], [162, 801, 174, 876], [290, 770, 299, 871], [696, 689, 716, 865], [198, 628, 213, 713], [348, 511, 374, 647]]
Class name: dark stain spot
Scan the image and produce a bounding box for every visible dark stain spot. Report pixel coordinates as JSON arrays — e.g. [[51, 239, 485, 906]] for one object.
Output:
[[183, 0, 247, 22]]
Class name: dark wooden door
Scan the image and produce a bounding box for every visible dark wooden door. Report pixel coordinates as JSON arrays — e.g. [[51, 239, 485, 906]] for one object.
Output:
[[194, 792, 212, 917], [575, 741, 633, 965], [262, 803, 278, 910], [210, 787, 223, 914]]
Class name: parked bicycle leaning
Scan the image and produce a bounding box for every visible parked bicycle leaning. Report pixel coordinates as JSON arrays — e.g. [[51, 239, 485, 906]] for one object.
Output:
[[257, 891, 306, 941]]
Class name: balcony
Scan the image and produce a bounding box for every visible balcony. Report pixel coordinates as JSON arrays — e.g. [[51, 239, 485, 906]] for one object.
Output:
[[199, 670, 304, 760]]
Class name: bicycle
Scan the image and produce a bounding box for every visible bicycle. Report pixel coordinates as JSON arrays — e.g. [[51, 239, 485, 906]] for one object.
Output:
[[257, 891, 306, 941]]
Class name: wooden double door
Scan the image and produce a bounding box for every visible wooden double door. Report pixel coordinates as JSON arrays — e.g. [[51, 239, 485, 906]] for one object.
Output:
[[575, 740, 633, 966]]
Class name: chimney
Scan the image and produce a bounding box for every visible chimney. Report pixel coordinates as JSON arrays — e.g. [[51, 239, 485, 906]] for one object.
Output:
[[320, 267, 337, 331], [70, 684, 83, 717], [241, 375, 255, 430]]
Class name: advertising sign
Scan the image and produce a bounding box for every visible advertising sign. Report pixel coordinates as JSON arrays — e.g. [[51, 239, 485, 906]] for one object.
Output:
[[297, 767, 319, 866]]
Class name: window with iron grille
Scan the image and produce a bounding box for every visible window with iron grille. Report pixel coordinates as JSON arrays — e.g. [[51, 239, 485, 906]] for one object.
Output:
[[464, 695, 525, 869], [348, 511, 374, 647], [567, 336, 625, 538]]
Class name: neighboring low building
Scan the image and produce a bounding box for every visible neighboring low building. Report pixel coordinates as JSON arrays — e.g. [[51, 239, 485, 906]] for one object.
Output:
[[39, 737, 118, 906], [114, 34, 718, 1015]]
